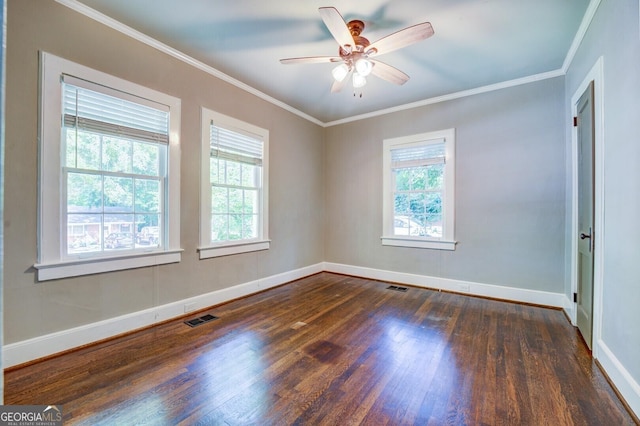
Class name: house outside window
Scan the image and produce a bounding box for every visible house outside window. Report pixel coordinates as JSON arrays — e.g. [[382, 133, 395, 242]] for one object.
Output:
[[199, 108, 269, 259], [382, 128, 456, 250], [35, 53, 181, 281]]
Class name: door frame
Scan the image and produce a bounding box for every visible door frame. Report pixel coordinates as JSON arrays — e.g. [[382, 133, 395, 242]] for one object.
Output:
[[570, 56, 604, 358]]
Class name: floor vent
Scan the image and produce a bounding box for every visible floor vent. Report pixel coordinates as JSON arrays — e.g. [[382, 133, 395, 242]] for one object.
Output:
[[387, 285, 409, 292], [185, 314, 219, 328]]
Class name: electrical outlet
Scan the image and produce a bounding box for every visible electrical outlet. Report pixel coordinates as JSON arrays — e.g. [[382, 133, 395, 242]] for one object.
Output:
[[184, 303, 197, 313]]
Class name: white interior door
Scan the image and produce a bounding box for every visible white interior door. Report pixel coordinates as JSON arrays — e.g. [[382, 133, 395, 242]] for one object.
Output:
[[576, 81, 595, 350]]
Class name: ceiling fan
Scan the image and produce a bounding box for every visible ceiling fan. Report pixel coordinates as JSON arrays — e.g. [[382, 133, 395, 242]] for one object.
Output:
[[280, 7, 434, 94]]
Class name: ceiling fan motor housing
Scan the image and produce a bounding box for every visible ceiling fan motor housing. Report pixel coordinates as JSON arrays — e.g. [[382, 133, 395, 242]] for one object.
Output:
[[339, 20, 372, 66]]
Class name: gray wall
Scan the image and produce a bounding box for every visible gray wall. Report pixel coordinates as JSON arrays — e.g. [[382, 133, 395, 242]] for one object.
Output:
[[324, 78, 566, 292], [565, 0, 640, 391], [3, 0, 325, 343]]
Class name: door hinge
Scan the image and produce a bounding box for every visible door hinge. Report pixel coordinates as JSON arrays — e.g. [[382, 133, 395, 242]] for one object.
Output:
[[573, 116, 578, 127], [573, 292, 578, 303]]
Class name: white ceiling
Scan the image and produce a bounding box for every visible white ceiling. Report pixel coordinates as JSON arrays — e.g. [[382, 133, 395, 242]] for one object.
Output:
[[73, 0, 591, 124]]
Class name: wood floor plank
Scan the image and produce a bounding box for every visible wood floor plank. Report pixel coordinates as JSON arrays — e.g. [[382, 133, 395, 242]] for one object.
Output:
[[5, 272, 637, 425]]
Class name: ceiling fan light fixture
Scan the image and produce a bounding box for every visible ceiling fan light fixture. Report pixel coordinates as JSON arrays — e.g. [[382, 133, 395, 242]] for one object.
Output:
[[355, 58, 373, 76], [279, 7, 434, 94], [353, 72, 367, 88], [332, 63, 350, 82]]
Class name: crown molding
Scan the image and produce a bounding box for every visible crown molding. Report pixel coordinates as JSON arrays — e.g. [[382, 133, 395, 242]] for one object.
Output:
[[328, 0, 602, 127], [562, 0, 602, 73], [324, 69, 565, 127], [57, 0, 598, 128], [54, 0, 324, 127]]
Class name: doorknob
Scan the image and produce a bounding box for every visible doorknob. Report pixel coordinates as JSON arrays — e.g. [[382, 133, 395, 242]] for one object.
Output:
[[580, 227, 593, 252]]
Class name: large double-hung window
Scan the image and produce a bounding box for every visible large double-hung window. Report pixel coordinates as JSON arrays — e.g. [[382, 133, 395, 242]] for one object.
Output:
[[36, 53, 181, 281], [62, 78, 166, 254], [199, 108, 269, 259], [382, 128, 456, 250]]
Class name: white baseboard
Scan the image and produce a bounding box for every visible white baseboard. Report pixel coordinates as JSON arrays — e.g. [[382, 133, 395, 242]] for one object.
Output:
[[562, 294, 576, 325], [3, 263, 324, 368], [323, 262, 566, 307], [6, 261, 638, 422], [325, 262, 640, 419], [596, 339, 640, 419]]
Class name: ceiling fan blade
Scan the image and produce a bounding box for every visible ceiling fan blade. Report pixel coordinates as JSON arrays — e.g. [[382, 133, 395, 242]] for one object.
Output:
[[280, 56, 342, 65], [319, 7, 356, 51], [367, 22, 434, 56], [331, 70, 353, 93], [370, 60, 410, 85]]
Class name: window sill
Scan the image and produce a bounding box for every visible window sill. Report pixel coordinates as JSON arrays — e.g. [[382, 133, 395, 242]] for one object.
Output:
[[34, 249, 183, 281], [198, 240, 271, 259], [381, 236, 457, 251]]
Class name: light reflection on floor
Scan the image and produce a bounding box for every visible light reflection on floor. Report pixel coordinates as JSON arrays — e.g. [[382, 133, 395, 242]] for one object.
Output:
[[197, 329, 272, 422], [379, 315, 461, 418]]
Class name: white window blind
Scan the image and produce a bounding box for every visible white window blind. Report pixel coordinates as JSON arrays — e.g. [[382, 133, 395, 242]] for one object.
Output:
[[62, 76, 169, 145], [210, 124, 263, 165], [391, 140, 445, 168]]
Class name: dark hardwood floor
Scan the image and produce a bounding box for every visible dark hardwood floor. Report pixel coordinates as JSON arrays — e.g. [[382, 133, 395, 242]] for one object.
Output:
[[5, 272, 637, 425]]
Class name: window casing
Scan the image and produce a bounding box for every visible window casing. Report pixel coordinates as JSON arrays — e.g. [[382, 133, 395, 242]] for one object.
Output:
[[35, 52, 181, 281], [382, 129, 456, 250], [199, 108, 269, 259]]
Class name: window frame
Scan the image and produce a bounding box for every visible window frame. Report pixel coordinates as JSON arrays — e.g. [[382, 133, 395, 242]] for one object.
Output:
[[381, 128, 456, 250], [35, 52, 182, 281], [199, 107, 269, 259]]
